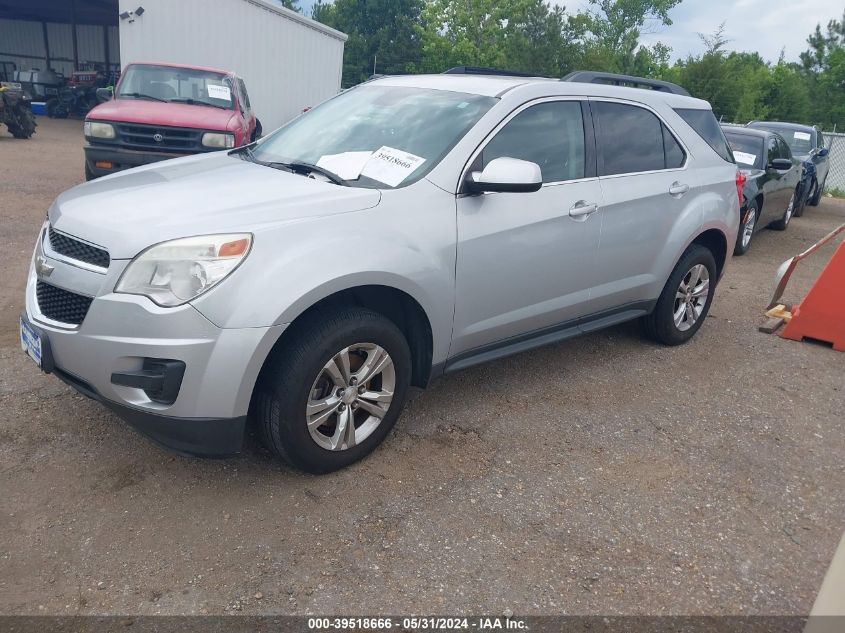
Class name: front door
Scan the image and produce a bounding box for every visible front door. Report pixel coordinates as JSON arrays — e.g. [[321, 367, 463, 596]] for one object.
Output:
[[451, 99, 604, 358]]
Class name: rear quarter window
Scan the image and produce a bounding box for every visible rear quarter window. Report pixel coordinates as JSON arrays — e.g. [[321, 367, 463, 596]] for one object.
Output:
[[675, 108, 734, 163]]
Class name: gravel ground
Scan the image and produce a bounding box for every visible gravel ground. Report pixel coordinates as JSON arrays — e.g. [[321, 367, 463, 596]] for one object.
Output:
[[0, 118, 843, 616]]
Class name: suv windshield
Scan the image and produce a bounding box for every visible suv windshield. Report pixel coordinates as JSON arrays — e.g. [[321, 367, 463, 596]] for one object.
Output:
[[117, 64, 235, 110], [250, 85, 497, 188]]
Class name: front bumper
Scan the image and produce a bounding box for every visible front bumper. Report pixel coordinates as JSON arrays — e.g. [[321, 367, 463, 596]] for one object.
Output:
[[24, 225, 285, 456], [84, 144, 188, 178]]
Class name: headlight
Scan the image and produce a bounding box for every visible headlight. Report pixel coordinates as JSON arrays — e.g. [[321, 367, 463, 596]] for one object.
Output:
[[202, 132, 235, 149], [84, 121, 115, 139], [115, 234, 252, 307]]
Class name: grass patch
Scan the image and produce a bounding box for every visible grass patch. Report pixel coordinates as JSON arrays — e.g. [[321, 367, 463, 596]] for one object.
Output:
[[824, 187, 845, 198]]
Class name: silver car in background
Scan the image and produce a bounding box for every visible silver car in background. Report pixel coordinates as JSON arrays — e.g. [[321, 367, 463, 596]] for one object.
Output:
[[21, 70, 740, 473]]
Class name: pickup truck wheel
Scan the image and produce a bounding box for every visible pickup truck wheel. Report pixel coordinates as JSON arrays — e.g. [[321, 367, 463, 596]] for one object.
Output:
[[255, 307, 411, 474], [734, 201, 758, 256], [771, 191, 795, 230], [643, 244, 717, 346]]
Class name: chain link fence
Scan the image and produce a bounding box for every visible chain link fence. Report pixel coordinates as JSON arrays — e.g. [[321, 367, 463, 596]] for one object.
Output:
[[822, 132, 845, 192]]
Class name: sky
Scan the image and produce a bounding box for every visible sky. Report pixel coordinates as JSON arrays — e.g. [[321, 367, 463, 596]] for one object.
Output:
[[576, 0, 844, 63], [285, 0, 843, 65]]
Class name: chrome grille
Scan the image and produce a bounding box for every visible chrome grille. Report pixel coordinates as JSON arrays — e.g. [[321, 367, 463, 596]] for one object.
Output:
[[48, 227, 110, 269]]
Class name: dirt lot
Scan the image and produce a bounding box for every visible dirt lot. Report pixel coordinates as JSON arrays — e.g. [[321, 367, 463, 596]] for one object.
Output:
[[0, 118, 843, 616]]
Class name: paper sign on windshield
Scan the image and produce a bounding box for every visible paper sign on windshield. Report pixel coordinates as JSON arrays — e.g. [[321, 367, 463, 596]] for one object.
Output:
[[794, 131, 812, 141], [207, 84, 232, 102], [361, 146, 426, 187], [316, 151, 373, 180], [733, 151, 757, 166]]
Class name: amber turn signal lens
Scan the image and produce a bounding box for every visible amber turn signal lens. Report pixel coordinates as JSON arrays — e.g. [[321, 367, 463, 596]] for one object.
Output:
[[95, 161, 113, 169], [219, 238, 250, 257]]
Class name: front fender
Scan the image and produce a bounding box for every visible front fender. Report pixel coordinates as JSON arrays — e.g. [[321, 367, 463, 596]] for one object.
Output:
[[190, 180, 458, 366]]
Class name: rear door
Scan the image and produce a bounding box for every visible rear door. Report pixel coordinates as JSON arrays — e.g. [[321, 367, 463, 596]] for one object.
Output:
[[451, 98, 604, 357], [588, 99, 690, 314]]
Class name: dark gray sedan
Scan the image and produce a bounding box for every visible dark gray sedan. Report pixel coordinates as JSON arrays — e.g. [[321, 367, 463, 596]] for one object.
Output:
[[722, 126, 802, 255]]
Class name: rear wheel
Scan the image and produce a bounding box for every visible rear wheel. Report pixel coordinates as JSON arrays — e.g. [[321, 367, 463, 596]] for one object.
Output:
[[8, 109, 36, 139], [255, 307, 411, 474], [643, 244, 717, 346], [772, 191, 795, 230], [733, 201, 758, 256]]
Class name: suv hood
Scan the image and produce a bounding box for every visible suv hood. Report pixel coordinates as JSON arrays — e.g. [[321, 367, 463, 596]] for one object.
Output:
[[87, 98, 235, 130], [50, 153, 382, 259]]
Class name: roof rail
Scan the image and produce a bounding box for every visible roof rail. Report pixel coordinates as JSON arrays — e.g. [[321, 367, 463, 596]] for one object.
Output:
[[561, 71, 690, 96], [443, 66, 541, 78]]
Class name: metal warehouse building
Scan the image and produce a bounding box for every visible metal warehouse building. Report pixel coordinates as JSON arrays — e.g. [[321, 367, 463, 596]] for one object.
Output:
[[0, 0, 347, 130]]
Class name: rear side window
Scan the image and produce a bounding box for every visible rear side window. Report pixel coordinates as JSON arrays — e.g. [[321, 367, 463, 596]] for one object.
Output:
[[482, 101, 586, 183], [674, 108, 733, 163], [594, 101, 685, 175]]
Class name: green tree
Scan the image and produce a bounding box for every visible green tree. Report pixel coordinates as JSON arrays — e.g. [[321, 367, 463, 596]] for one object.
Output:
[[278, 0, 300, 12], [418, 0, 584, 77], [313, 0, 425, 86], [581, 0, 682, 73], [800, 11, 845, 129]]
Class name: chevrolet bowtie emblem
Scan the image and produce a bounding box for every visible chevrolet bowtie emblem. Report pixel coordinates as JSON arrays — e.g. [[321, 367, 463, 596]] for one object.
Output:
[[35, 255, 54, 278]]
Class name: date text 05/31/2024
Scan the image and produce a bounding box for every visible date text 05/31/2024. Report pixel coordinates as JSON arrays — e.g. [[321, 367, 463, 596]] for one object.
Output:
[[307, 617, 528, 630]]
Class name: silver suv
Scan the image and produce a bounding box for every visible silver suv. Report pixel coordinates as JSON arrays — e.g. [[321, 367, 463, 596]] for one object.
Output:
[[21, 70, 740, 473]]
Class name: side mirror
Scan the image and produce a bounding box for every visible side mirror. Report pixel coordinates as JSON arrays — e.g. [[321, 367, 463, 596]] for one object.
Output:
[[96, 87, 113, 103], [818, 147, 829, 157], [465, 157, 543, 194], [769, 158, 793, 171]]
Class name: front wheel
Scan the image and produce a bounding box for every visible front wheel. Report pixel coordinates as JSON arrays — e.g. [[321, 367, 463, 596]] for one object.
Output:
[[809, 175, 826, 206], [643, 244, 717, 346], [255, 307, 411, 474]]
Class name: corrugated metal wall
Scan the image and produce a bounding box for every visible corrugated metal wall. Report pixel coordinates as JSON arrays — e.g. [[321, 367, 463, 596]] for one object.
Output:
[[118, 0, 346, 130], [0, 18, 119, 77]]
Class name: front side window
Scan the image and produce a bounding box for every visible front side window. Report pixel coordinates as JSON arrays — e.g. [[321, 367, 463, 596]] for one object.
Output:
[[250, 85, 496, 189], [117, 64, 235, 110], [481, 101, 585, 183], [595, 102, 683, 176], [238, 78, 251, 110], [767, 138, 779, 165]]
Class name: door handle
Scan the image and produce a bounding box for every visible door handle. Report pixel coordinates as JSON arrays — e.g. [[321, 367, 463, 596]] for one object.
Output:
[[569, 201, 599, 218], [669, 182, 690, 196]]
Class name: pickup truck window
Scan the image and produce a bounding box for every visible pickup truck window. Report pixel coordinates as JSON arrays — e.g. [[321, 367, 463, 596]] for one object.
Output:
[[117, 64, 235, 111]]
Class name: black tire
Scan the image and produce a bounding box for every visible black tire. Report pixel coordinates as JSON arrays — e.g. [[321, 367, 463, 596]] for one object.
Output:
[[809, 175, 826, 206], [8, 109, 36, 139], [643, 244, 718, 346], [734, 201, 758, 256], [771, 190, 796, 231], [254, 307, 411, 474], [84, 162, 96, 181], [793, 184, 806, 218]]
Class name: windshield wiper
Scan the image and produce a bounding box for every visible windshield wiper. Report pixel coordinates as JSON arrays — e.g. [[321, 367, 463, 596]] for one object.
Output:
[[264, 161, 348, 186], [169, 97, 229, 110], [120, 92, 166, 102]]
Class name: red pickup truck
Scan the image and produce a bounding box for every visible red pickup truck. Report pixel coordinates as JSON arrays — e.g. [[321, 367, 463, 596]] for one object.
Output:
[[83, 62, 261, 180]]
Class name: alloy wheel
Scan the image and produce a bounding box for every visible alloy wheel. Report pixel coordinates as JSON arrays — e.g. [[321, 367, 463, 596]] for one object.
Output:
[[673, 264, 710, 332], [306, 343, 395, 451], [742, 208, 756, 248], [784, 193, 795, 224]]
